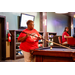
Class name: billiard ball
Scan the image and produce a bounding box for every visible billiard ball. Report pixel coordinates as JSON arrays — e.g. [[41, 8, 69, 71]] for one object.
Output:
[[50, 46, 52, 50]]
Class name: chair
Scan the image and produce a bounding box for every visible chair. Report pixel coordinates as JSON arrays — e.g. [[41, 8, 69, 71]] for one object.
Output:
[[58, 36, 62, 44], [58, 36, 68, 45]]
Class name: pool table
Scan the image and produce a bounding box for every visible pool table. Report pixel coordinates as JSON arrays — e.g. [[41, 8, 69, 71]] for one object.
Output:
[[30, 47, 75, 62]]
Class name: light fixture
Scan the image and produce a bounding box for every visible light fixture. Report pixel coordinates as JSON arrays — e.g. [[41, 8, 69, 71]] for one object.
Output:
[[74, 14, 75, 18], [55, 12, 68, 14]]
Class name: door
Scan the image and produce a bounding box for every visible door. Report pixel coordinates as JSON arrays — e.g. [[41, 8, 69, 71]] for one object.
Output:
[[0, 23, 2, 60], [0, 16, 6, 61]]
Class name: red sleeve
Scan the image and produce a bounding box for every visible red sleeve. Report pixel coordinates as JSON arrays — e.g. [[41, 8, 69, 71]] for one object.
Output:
[[64, 32, 69, 36], [18, 32, 26, 41]]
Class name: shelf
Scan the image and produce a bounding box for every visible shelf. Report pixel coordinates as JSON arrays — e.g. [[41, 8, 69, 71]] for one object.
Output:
[[16, 37, 18, 38], [16, 49, 21, 51], [38, 41, 43, 43], [16, 55, 24, 59], [16, 42, 21, 44], [49, 37, 53, 39], [10, 30, 44, 60], [47, 32, 57, 47]]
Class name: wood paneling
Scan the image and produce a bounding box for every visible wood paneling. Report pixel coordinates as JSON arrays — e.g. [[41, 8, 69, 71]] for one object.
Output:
[[68, 16, 71, 36], [40, 12, 47, 47], [40, 12, 43, 31]]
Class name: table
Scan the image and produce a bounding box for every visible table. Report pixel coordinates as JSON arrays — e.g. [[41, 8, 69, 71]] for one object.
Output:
[[30, 47, 75, 62]]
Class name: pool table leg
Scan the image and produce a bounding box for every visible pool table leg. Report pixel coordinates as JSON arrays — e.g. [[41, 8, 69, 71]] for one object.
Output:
[[72, 57, 75, 61]]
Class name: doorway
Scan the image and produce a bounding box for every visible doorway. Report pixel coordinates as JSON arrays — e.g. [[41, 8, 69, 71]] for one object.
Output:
[[0, 16, 6, 61]]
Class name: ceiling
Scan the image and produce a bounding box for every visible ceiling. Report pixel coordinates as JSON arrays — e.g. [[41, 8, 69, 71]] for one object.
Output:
[[60, 12, 75, 17], [12, 12, 75, 17], [12, 12, 37, 16], [68, 12, 75, 17]]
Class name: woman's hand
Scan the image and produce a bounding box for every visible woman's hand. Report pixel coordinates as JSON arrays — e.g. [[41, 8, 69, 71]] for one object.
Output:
[[37, 36, 42, 41], [26, 33, 30, 38], [18, 33, 30, 42]]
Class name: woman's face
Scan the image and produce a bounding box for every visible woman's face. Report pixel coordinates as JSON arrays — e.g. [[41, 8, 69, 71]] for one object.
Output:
[[28, 22, 34, 30], [66, 28, 69, 32]]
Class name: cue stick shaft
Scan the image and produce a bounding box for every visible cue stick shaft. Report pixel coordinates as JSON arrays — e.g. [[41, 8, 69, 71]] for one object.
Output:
[[46, 39, 72, 50], [22, 31, 72, 50], [22, 31, 43, 39]]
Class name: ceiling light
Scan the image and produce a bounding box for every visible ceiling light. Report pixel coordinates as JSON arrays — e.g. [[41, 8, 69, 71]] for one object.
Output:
[[55, 12, 68, 14]]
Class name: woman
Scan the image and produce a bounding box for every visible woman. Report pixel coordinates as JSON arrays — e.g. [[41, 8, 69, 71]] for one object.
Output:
[[18, 20, 42, 62], [62, 27, 72, 44]]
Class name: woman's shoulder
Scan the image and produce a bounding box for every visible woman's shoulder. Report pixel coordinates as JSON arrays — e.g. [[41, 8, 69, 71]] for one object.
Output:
[[33, 29, 38, 32], [63, 31, 67, 34], [23, 28, 28, 32], [62, 32, 66, 35], [63, 31, 69, 35]]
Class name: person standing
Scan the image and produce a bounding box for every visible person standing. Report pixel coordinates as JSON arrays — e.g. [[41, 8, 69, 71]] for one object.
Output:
[[18, 20, 42, 62]]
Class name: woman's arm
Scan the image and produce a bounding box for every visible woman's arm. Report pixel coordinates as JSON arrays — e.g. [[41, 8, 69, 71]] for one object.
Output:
[[18, 34, 29, 42], [36, 35, 43, 41], [64, 35, 73, 38]]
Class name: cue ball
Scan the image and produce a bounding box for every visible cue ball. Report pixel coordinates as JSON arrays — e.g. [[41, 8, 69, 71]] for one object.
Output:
[[50, 47, 52, 50]]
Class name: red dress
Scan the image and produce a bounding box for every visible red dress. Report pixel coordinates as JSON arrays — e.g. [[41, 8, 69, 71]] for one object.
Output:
[[18, 28, 40, 52], [62, 31, 69, 43]]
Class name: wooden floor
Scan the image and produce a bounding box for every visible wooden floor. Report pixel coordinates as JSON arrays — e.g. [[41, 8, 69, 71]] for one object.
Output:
[[1, 58, 24, 62]]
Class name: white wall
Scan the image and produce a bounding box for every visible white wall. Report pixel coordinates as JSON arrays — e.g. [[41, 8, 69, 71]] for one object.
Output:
[[47, 12, 69, 36]]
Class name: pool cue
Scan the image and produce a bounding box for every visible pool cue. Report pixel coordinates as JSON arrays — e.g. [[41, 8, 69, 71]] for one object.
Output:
[[22, 31, 43, 39], [45, 40, 72, 50], [22, 32, 34, 36], [22, 31, 72, 50]]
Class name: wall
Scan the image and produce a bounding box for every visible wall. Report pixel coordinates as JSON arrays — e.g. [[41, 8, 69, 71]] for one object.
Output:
[[0, 12, 71, 36], [0, 12, 40, 38], [47, 12, 69, 36], [0, 12, 74, 58], [0, 12, 40, 58]]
